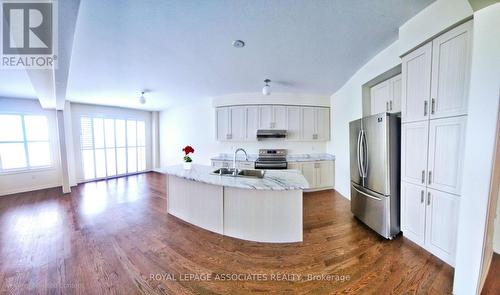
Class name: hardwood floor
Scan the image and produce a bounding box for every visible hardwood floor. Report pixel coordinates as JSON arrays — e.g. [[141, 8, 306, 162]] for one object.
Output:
[[0, 172, 454, 294], [482, 253, 500, 294]]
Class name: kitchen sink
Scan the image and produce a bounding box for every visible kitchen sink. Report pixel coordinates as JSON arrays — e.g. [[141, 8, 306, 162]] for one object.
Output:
[[237, 169, 265, 178], [212, 168, 265, 179], [212, 168, 237, 176]]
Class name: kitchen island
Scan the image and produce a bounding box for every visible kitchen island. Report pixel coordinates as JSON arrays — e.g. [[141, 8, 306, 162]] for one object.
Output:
[[162, 164, 309, 243]]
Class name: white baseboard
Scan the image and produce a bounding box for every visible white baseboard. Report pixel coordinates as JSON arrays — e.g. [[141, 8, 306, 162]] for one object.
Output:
[[0, 183, 62, 197], [304, 186, 334, 193]]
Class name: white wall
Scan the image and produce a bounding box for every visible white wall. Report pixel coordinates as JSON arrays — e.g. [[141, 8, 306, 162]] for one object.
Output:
[[159, 99, 327, 167], [453, 4, 500, 294], [0, 98, 62, 196], [70, 103, 153, 183], [328, 41, 401, 198], [398, 0, 473, 55]]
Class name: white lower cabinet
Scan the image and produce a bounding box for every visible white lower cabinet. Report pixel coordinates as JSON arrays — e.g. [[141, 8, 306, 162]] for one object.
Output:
[[401, 182, 426, 245], [210, 160, 334, 191], [211, 160, 254, 169], [300, 162, 316, 188], [288, 161, 334, 191], [425, 188, 459, 266], [401, 181, 459, 266]]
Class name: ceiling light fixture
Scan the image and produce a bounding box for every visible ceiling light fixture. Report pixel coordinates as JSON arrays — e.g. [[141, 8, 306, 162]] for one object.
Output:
[[139, 91, 146, 104], [262, 79, 271, 96], [232, 40, 245, 48]]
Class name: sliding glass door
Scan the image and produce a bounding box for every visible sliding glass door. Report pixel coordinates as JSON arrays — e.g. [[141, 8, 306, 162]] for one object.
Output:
[[80, 116, 146, 181]]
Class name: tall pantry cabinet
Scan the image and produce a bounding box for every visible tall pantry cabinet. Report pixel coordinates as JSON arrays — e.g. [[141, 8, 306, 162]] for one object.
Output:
[[400, 20, 472, 266]]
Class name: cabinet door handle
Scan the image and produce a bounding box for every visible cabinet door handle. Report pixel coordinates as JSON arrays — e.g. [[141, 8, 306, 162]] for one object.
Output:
[[420, 190, 424, 203], [421, 170, 425, 184], [431, 98, 435, 114], [314, 163, 320, 168], [427, 192, 431, 206], [428, 171, 432, 185], [424, 101, 428, 116], [390, 100, 393, 111], [313, 134, 318, 140], [386, 101, 389, 112]]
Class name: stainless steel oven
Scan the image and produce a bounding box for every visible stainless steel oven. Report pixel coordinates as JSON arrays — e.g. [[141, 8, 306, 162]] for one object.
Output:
[[254, 149, 288, 169]]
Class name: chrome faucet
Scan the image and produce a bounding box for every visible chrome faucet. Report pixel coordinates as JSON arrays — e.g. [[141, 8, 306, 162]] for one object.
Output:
[[233, 148, 248, 171]]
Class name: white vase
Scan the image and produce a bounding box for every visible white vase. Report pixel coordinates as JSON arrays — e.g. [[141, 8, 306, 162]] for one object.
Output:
[[183, 162, 192, 170]]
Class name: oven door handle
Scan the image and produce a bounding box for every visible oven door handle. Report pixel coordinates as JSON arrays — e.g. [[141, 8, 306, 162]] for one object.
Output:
[[254, 162, 288, 169]]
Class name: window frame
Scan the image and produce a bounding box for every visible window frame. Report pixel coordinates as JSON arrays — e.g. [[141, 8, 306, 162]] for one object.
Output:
[[0, 113, 53, 174], [79, 115, 147, 182]]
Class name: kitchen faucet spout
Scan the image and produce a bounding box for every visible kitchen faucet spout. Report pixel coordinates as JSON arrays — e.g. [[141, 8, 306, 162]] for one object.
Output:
[[233, 148, 248, 171]]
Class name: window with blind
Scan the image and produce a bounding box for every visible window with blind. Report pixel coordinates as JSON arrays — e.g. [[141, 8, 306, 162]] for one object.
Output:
[[80, 116, 146, 180], [0, 114, 52, 172]]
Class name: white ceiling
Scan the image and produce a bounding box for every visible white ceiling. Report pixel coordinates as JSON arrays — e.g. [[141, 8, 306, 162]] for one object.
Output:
[[2, 0, 435, 110]]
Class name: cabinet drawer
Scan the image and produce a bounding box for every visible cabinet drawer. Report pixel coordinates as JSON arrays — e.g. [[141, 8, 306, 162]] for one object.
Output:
[[237, 161, 255, 169]]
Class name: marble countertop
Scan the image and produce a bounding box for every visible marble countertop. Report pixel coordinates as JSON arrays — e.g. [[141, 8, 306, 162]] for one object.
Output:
[[210, 153, 335, 162], [160, 164, 309, 191]]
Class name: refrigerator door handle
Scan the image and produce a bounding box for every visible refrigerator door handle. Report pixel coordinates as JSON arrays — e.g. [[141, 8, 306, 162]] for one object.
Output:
[[361, 130, 368, 178], [357, 130, 363, 177], [352, 184, 382, 201]]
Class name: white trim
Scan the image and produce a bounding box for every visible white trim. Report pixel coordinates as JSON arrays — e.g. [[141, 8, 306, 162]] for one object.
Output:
[[0, 182, 62, 197]]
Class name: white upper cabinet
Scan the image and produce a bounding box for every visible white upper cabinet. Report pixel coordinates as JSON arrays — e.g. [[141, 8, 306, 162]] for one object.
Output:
[[216, 107, 230, 141], [371, 81, 390, 114], [401, 182, 426, 245], [258, 106, 273, 129], [258, 106, 287, 129], [370, 74, 402, 115], [430, 21, 472, 119], [425, 188, 459, 266], [216, 105, 330, 142], [390, 75, 402, 113], [246, 106, 259, 140], [230, 106, 246, 141], [427, 116, 466, 194], [216, 106, 246, 141], [316, 108, 330, 141], [301, 107, 330, 141], [273, 106, 287, 130], [402, 42, 432, 123], [286, 106, 302, 141], [301, 107, 316, 140], [401, 121, 429, 186]]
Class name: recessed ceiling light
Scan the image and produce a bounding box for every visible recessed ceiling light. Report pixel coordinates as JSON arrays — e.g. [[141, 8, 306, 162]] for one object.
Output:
[[232, 40, 245, 48]]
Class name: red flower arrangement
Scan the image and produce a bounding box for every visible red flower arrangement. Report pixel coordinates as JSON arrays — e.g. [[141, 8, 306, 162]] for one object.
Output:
[[182, 145, 195, 163]]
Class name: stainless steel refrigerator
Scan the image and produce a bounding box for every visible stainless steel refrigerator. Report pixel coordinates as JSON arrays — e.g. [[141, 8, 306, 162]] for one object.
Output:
[[349, 113, 400, 239]]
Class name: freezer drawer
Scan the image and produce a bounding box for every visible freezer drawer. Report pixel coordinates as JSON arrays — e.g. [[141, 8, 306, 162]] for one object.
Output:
[[350, 183, 399, 239]]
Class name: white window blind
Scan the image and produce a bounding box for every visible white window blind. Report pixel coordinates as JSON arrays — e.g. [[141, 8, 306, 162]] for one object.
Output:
[[80, 116, 147, 181]]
